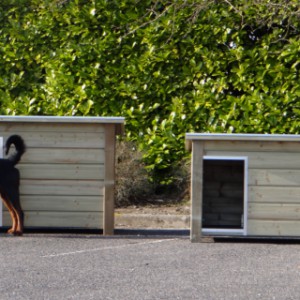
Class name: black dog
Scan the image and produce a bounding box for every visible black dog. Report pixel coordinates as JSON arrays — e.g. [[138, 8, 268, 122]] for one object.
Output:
[[0, 135, 26, 235]]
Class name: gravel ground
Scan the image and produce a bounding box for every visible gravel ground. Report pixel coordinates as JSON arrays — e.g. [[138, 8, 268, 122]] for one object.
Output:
[[115, 204, 190, 229], [1, 232, 300, 300]]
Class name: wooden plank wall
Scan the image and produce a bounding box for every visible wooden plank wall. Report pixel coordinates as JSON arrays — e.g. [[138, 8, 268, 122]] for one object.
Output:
[[204, 140, 300, 236], [0, 122, 105, 229]]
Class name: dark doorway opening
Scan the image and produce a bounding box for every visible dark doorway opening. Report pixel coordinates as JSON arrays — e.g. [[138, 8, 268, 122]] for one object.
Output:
[[202, 159, 245, 230]]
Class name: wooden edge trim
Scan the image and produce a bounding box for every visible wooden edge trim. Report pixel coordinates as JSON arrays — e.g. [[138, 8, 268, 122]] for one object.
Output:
[[103, 124, 116, 235], [115, 123, 125, 136], [190, 141, 204, 242], [185, 139, 192, 151]]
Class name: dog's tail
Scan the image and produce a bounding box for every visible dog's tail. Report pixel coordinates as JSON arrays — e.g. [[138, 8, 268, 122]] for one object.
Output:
[[5, 135, 26, 166]]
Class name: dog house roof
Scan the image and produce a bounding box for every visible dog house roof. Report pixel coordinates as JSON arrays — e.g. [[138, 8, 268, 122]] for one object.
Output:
[[185, 133, 300, 151], [0, 115, 125, 124]]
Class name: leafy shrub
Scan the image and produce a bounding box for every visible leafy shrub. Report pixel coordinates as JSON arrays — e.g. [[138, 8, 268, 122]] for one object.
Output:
[[1, 1, 300, 185], [115, 140, 155, 207], [115, 140, 190, 207]]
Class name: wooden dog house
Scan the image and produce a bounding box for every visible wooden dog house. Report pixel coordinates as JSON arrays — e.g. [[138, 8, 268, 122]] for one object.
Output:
[[186, 133, 300, 242], [0, 116, 124, 235]]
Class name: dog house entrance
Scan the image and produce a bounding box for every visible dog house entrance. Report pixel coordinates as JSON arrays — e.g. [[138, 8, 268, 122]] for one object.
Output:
[[0, 137, 3, 227], [202, 157, 248, 235]]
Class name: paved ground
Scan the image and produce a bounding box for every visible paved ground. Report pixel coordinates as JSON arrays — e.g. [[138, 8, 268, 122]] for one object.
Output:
[[1, 231, 300, 300]]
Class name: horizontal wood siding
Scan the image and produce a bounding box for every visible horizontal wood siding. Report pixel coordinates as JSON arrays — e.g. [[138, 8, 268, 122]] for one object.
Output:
[[0, 122, 105, 229], [205, 151, 300, 169], [249, 186, 300, 203], [3, 212, 102, 228], [247, 220, 300, 236], [18, 164, 105, 180], [20, 180, 104, 196], [23, 148, 105, 164], [20, 195, 103, 211], [204, 140, 300, 236]]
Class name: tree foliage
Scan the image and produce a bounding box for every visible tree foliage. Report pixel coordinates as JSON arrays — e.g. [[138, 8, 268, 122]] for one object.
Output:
[[1, 0, 300, 183]]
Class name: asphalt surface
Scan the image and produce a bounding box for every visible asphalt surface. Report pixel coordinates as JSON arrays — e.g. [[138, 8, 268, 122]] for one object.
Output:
[[1, 231, 300, 300]]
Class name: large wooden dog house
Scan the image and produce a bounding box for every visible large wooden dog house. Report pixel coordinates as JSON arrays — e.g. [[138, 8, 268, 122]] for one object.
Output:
[[0, 116, 124, 235], [186, 133, 300, 242]]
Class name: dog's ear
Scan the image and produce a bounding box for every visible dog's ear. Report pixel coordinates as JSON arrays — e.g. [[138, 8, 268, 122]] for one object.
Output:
[[5, 136, 12, 155], [5, 143, 12, 156]]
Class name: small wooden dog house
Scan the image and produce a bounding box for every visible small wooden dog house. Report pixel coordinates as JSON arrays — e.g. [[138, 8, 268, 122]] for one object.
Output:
[[0, 116, 124, 235], [186, 133, 300, 242]]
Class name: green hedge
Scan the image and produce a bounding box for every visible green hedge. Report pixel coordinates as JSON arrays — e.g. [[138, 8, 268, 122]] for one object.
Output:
[[1, 0, 300, 183]]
